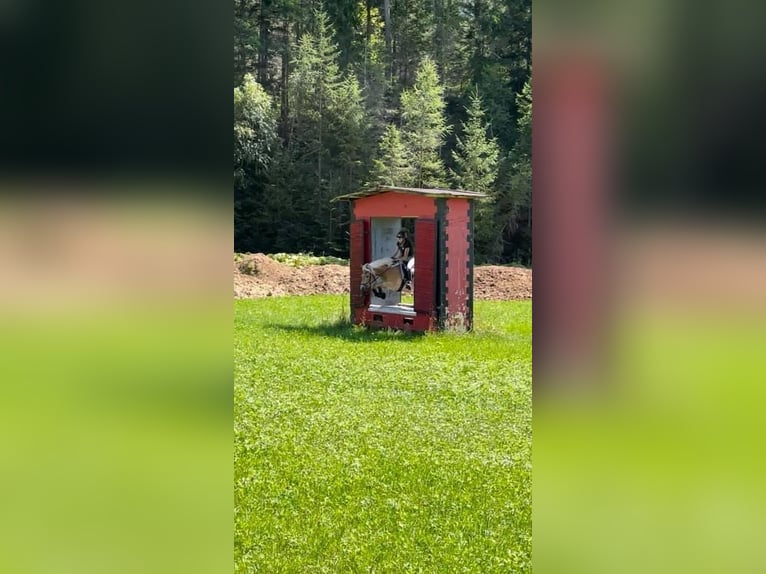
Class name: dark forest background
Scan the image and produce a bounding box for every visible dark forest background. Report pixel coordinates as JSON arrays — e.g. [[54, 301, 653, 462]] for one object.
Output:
[[234, 0, 531, 264]]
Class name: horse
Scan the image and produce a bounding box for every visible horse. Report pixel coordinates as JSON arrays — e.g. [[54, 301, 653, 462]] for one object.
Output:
[[361, 257, 415, 300]]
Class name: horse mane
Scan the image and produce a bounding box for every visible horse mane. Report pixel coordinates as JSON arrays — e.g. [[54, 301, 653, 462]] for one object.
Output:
[[366, 257, 396, 274]]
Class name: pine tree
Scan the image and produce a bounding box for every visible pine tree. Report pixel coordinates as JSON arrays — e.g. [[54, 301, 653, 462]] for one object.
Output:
[[234, 73, 277, 176], [391, 0, 435, 86], [282, 8, 369, 253], [450, 88, 498, 192], [370, 124, 413, 186], [496, 78, 532, 264], [450, 88, 500, 261], [352, 1, 386, 118], [234, 74, 278, 253], [400, 57, 449, 187]]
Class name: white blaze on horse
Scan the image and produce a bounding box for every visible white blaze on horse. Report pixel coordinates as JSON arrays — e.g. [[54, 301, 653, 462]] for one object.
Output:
[[360, 257, 415, 299]]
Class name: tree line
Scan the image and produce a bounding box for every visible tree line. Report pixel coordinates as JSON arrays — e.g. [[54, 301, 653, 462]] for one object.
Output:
[[234, 0, 531, 264]]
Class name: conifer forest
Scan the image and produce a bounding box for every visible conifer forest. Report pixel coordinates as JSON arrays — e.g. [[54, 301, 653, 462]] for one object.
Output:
[[234, 0, 531, 264]]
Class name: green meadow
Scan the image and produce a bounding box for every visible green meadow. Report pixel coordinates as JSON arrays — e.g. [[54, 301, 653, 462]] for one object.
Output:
[[234, 295, 531, 573]]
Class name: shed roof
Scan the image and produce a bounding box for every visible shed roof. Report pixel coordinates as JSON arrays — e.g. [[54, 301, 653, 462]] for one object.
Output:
[[332, 185, 488, 202]]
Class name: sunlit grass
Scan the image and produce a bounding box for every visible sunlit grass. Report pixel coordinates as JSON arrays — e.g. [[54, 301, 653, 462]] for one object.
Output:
[[234, 296, 531, 573]]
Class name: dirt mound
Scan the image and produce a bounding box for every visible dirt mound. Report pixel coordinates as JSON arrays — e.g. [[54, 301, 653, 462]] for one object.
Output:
[[473, 265, 532, 300], [234, 253, 346, 298], [234, 253, 531, 301]]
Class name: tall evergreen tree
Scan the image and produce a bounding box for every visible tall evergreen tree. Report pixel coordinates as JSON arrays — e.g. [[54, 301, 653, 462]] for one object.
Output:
[[450, 89, 498, 192], [400, 57, 449, 187], [450, 89, 500, 261], [234, 74, 278, 252], [390, 0, 435, 87], [370, 124, 413, 186], [352, 1, 387, 116], [279, 8, 369, 253], [234, 74, 277, 179], [496, 78, 531, 264]]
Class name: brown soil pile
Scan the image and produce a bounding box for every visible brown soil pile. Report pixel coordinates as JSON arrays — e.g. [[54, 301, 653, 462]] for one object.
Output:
[[235, 253, 531, 301], [472, 265, 532, 300]]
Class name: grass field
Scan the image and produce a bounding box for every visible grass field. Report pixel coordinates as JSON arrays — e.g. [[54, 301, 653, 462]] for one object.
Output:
[[234, 295, 531, 573]]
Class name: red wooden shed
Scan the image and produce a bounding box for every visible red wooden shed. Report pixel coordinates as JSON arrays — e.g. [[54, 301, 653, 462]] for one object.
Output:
[[333, 185, 487, 332]]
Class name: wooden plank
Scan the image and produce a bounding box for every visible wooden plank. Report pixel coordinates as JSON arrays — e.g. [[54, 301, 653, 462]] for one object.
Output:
[[414, 219, 437, 317], [444, 199, 470, 324], [349, 219, 368, 311]]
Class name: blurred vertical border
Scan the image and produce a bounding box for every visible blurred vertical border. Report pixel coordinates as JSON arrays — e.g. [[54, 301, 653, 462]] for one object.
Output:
[[0, 1, 232, 573], [534, 0, 766, 572]]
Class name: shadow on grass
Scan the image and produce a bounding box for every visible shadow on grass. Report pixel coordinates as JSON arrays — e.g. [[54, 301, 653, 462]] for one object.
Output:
[[264, 319, 426, 343]]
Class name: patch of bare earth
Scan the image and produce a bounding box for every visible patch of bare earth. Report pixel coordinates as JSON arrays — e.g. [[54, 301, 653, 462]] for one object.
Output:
[[472, 265, 532, 300], [234, 253, 531, 301]]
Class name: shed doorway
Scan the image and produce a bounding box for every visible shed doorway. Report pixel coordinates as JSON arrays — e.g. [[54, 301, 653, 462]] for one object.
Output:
[[369, 217, 415, 312]]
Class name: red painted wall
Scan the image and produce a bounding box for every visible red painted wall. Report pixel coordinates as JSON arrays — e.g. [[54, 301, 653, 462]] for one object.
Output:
[[445, 199, 470, 325], [362, 311, 434, 332], [349, 220, 369, 312], [353, 192, 436, 219], [348, 192, 477, 332], [413, 219, 437, 317]]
